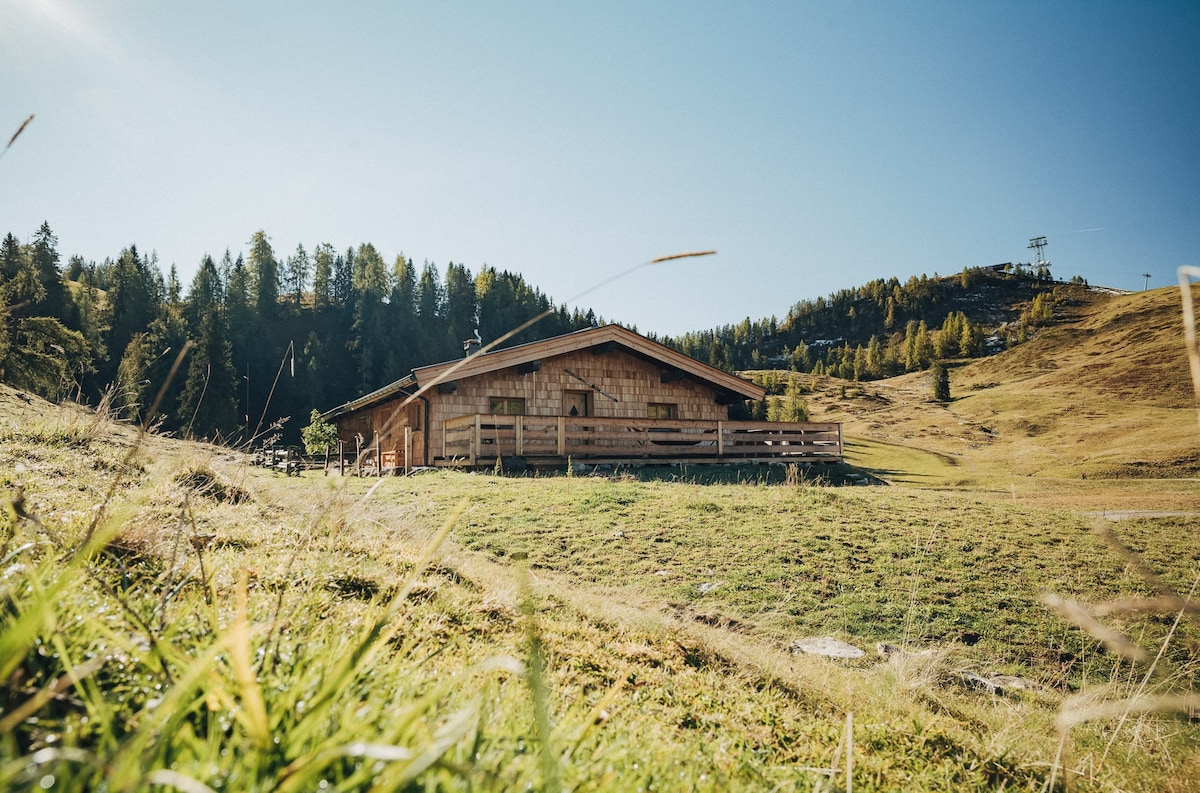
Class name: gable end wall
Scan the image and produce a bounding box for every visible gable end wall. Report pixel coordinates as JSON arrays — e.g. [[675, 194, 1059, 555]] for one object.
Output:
[[426, 348, 730, 458]]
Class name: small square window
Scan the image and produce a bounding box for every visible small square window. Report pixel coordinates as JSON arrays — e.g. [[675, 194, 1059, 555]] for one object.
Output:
[[490, 397, 525, 415], [648, 403, 677, 420]]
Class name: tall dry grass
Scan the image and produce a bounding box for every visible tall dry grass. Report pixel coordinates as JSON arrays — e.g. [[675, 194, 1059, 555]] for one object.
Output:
[[1038, 268, 1200, 791]]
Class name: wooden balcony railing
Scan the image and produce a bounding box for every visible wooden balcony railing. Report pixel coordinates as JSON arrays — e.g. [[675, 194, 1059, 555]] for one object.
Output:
[[441, 415, 842, 466]]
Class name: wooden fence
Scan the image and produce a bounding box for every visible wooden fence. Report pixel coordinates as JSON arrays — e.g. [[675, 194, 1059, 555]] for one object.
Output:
[[441, 415, 842, 467]]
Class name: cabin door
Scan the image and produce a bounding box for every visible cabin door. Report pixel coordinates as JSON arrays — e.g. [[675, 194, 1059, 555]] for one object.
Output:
[[563, 390, 591, 418]]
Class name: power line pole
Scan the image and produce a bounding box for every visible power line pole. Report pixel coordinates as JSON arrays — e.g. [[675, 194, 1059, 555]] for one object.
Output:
[[1027, 236, 1049, 277]]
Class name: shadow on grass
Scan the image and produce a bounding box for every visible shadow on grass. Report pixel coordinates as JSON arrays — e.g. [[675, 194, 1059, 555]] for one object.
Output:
[[489, 461, 885, 486]]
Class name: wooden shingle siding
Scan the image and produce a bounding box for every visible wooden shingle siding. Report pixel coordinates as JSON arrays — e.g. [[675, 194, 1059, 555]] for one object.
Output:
[[424, 348, 725, 458]]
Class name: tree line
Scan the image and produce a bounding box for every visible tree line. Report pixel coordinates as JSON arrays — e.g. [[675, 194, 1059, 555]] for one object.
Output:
[[2, 222, 1071, 445], [657, 264, 1069, 379], [1, 224, 601, 444]]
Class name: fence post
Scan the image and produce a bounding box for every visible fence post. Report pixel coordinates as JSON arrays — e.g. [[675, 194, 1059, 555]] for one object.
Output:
[[717, 420, 724, 456], [557, 416, 566, 457]]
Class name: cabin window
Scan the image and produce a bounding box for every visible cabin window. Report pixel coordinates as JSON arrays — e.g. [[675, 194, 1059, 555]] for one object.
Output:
[[490, 397, 525, 415], [647, 403, 677, 420]]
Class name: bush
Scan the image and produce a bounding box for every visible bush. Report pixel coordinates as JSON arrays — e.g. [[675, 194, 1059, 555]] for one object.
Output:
[[300, 409, 339, 455]]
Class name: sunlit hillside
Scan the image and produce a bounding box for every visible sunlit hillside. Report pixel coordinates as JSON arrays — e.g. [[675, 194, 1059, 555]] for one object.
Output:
[[798, 283, 1199, 508]]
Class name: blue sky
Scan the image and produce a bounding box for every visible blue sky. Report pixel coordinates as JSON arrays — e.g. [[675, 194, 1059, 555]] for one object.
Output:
[[2, 1, 1197, 336]]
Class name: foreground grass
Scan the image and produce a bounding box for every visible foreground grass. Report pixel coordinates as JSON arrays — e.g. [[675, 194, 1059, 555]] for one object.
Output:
[[2, 393, 1199, 791]]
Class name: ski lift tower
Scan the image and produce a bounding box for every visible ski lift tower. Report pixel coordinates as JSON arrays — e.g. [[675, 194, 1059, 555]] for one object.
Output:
[[1028, 236, 1050, 279]]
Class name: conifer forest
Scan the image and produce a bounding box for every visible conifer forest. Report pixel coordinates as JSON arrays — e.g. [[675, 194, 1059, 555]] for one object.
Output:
[[0, 222, 1065, 444]]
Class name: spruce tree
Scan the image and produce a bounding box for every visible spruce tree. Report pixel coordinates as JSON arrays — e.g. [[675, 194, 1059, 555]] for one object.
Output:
[[287, 243, 310, 306], [178, 306, 238, 439], [349, 243, 391, 394], [102, 245, 161, 388], [930, 360, 950, 402], [114, 303, 188, 424], [248, 230, 279, 319], [185, 255, 223, 332], [443, 262, 478, 351], [29, 222, 71, 323], [311, 243, 335, 310]]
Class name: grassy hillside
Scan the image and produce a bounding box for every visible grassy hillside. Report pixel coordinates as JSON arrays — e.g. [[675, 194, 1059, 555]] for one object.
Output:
[[2, 381, 1198, 791], [803, 284, 1200, 509]]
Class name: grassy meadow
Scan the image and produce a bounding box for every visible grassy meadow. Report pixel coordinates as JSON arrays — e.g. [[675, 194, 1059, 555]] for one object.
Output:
[[2, 286, 1200, 791]]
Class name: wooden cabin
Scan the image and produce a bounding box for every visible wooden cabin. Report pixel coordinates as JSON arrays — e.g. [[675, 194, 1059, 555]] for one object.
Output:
[[321, 324, 842, 471]]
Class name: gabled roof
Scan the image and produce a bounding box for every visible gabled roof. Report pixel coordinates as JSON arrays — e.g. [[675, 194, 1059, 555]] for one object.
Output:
[[323, 324, 764, 420], [413, 324, 765, 401]]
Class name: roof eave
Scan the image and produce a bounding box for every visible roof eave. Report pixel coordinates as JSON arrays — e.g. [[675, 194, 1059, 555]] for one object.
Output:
[[320, 374, 418, 421]]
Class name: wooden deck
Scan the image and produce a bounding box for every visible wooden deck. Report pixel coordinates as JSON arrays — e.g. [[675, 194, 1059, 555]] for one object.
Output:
[[440, 415, 842, 467]]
